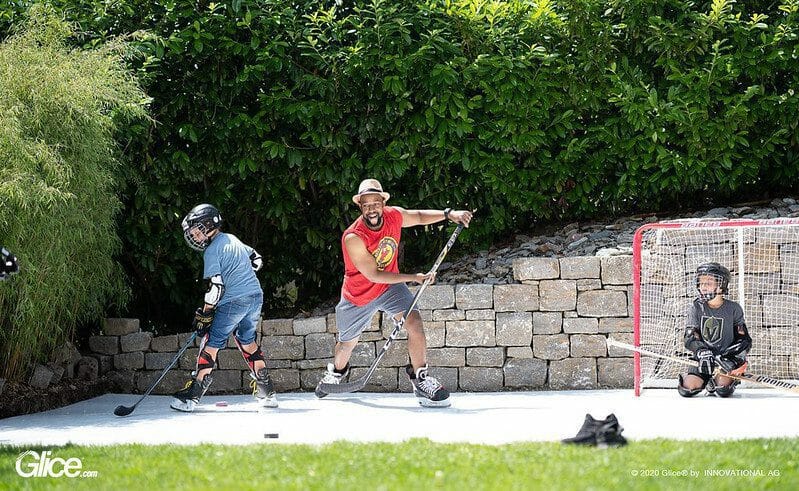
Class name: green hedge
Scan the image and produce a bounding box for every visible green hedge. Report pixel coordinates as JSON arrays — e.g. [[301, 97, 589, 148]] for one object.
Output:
[[5, 0, 799, 330]]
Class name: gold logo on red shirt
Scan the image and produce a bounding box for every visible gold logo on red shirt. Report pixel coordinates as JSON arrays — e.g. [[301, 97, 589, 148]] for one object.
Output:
[[372, 237, 398, 271]]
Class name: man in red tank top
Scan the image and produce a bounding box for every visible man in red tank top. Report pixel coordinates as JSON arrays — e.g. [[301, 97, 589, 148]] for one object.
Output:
[[315, 178, 473, 407]]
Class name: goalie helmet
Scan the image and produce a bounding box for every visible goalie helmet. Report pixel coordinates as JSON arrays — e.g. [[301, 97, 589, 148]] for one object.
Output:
[[695, 262, 730, 301], [182, 204, 222, 251]]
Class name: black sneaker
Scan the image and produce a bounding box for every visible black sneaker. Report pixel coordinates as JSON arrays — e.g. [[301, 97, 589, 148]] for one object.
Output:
[[563, 413, 626, 446], [562, 414, 604, 445], [406, 364, 450, 408], [251, 368, 278, 408], [595, 413, 628, 447], [170, 376, 213, 412]]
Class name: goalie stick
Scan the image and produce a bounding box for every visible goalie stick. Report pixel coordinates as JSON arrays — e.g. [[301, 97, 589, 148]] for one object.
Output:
[[606, 338, 799, 394], [114, 331, 198, 416], [316, 224, 464, 396]]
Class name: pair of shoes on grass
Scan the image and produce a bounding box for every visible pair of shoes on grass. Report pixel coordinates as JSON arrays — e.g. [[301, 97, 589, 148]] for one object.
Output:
[[562, 413, 628, 447]]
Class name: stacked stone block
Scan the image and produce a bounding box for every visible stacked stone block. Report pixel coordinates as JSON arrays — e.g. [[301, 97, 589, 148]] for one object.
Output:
[[92, 255, 636, 394]]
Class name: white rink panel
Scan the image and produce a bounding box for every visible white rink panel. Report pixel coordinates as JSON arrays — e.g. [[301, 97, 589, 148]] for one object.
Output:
[[2, 390, 799, 446]]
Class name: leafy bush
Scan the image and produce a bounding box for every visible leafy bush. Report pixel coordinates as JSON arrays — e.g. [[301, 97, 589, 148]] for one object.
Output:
[[0, 6, 148, 380], [3, 0, 798, 330]]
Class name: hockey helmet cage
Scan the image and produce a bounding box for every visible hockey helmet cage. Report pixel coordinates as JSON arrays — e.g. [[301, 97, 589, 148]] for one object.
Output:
[[182, 204, 222, 251]]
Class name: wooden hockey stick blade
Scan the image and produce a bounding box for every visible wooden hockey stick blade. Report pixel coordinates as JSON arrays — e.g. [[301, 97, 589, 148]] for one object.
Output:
[[607, 338, 799, 394]]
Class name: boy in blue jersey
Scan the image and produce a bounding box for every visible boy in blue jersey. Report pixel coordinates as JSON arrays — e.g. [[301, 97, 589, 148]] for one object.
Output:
[[171, 203, 277, 411]]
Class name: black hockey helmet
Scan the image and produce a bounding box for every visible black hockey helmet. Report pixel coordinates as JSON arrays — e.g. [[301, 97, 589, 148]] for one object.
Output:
[[182, 204, 222, 251], [695, 262, 730, 300]]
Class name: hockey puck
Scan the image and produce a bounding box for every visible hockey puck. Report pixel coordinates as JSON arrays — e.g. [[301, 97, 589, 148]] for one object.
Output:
[[264, 433, 279, 439], [215, 401, 228, 407]]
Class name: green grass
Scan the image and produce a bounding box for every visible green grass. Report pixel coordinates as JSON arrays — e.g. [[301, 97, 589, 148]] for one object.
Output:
[[1, 439, 796, 490]]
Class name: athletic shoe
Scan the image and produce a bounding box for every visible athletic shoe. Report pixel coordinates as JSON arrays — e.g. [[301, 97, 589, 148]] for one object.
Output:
[[170, 376, 213, 412], [251, 368, 278, 408], [595, 413, 628, 447], [314, 363, 350, 398], [406, 364, 451, 408], [562, 414, 604, 445]]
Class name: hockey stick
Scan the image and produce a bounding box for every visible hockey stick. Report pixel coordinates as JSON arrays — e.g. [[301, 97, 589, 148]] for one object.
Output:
[[606, 338, 799, 394], [113, 331, 198, 416], [317, 224, 465, 396]]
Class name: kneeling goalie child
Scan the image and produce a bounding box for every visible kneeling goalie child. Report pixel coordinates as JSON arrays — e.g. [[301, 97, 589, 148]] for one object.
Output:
[[171, 204, 277, 411], [678, 262, 751, 398]]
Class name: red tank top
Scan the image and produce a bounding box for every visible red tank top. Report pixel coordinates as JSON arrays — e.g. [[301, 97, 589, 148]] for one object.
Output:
[[341, 206, 402, 306]]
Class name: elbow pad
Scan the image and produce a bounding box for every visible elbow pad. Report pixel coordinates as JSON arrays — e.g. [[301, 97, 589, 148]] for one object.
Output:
[[204, 274, 225, 307], [684, 327, 707, 352], [249, 251, 263, 272], [722, 325, 752, 356]]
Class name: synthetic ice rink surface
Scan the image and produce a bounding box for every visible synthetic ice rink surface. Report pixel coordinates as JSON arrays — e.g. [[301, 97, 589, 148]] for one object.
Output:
[[2, 389, 798, 446]]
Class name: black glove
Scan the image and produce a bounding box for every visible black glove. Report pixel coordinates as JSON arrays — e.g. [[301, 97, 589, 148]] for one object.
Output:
[[696, 348, 716, 375], [192, 308, 214, 336]]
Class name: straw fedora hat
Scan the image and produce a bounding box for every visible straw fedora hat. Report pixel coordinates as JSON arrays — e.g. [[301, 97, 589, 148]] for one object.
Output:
[[352, 179, 391, 205]]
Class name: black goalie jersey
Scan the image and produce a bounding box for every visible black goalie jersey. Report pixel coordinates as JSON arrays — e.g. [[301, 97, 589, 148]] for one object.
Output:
[[684, 298, 750, 357]]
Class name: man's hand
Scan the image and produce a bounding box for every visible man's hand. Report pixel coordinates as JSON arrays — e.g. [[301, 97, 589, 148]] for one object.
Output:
[[696, 348, 716, 375], [411, 272, 436, 285], [448, 210, 473, 227], [192, 307, 214, 336]]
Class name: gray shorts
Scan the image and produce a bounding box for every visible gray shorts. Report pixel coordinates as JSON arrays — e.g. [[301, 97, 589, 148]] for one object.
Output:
[[335, 283, 418, 342]]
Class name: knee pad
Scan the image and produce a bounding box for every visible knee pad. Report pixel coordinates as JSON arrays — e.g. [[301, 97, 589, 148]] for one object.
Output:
[[240, 346, 264, 372], [197, 348, 216, 372], [713, 381, 738, 398], [677, 374, 704, 398]]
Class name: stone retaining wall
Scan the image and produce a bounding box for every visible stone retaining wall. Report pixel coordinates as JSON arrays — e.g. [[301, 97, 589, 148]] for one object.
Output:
[[90, 256, 635, 395]]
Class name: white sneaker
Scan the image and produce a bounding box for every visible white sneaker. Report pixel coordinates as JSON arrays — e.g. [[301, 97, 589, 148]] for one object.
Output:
[[251, 369, 278, 408], [315, 363, 350, 398], [169, 398, 197, 412]]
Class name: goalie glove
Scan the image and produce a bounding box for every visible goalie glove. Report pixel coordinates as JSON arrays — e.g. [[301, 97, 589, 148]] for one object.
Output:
[[696, 348, 716, 375], [192, 308, 215, 336]]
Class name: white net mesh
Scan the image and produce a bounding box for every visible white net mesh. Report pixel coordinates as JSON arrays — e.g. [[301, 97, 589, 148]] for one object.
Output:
[[635, 219, 799, 389]]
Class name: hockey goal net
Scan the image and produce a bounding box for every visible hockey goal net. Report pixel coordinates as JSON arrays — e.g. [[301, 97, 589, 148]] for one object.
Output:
[[633, 218, 799, 395]]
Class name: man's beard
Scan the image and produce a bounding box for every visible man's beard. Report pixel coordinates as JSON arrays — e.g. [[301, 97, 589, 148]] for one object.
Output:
[[364, 212, 383, 230]]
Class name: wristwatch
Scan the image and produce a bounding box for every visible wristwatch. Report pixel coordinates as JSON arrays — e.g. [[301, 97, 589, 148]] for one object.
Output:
[[444, 208, 452, 221]]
